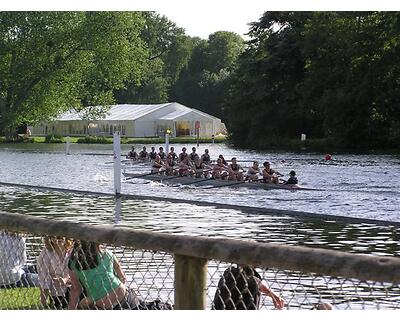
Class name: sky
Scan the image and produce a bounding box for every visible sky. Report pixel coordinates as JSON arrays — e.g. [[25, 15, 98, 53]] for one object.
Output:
[[3, 0, 400, 40]]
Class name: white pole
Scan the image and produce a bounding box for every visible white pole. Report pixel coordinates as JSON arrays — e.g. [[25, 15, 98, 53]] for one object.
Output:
[[114, 196, 121, 224], [165, 132, 170, 156], [66, 136, 71, 155], [113, 131, 121, 196]]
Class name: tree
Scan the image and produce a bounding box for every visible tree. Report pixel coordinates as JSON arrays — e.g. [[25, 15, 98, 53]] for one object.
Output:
[[114, 12, 193, 104], [171, 31, 245, 118], [0, 12, 147, 135]]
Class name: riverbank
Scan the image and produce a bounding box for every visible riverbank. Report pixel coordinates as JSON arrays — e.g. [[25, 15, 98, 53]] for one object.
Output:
[[0, 135, 226, 145], [227, 137, 400, 155]]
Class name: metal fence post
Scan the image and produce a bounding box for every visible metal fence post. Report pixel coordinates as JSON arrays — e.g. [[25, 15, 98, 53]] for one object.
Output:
[[174, 254, 208, 310]]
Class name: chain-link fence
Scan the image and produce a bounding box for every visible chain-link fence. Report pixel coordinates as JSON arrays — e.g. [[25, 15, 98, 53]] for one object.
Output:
[[0, 212, 399, 310]]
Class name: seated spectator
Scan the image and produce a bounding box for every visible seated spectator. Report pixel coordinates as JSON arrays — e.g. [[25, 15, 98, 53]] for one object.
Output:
[[0, 231, 38, 288], [213, 265, 284, 310], [37, 236, 72, 309], [67, 240, 135, 310]]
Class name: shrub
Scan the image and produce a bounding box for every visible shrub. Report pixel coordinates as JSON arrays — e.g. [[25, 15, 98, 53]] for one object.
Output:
[[44, 134, 63, 143], [76, 135, 111, 144]]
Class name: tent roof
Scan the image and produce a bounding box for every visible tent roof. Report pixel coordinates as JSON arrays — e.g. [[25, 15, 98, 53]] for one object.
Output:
[[56, 103, 221, 122], [57, 103, 171, 121]]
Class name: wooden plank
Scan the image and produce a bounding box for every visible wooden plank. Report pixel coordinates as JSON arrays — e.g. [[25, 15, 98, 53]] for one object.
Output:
[[174, 255, 207, 310]]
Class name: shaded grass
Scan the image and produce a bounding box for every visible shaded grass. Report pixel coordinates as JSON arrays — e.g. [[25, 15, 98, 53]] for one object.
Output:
[[0, 287, 41, 310]]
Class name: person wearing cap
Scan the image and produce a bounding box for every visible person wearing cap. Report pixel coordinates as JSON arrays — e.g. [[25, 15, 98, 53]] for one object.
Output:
[[284, 171, 298, 185]]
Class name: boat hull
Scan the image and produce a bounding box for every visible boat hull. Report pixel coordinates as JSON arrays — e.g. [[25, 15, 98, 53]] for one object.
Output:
[[123, 172, 316, 191]]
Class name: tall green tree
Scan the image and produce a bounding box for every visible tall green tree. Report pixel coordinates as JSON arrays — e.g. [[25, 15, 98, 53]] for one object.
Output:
[[115, 12, 193, 104], [0, 12, 147, 135], [171, 31, 245, 118]]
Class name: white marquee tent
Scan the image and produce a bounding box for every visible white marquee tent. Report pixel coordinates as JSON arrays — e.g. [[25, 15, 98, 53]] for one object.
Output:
[[29, 102, 226, 138]]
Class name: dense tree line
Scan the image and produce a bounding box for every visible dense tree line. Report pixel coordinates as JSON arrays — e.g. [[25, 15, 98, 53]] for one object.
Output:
[[1, 11, 399, 150], [225, 12, 400, 149]]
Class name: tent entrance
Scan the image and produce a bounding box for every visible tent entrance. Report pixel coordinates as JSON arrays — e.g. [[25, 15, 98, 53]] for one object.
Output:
[[175, 121, 191, 136]]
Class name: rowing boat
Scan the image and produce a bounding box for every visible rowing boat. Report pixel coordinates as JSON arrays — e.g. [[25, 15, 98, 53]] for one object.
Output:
[[122, 172, 318, 191]]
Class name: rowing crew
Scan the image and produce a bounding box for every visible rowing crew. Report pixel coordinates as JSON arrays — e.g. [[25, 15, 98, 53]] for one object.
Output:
[[150, 153, 299, 185]]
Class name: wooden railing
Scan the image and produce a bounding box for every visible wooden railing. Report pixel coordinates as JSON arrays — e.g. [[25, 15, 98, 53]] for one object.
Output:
[[1, 212, 400, 309]]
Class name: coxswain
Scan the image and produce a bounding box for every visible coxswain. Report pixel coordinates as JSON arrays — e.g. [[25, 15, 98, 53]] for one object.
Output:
[[212, 158, 228, 180], [262, 161, 282, 184], [218, 154, 228, 166], [149, 146, 157, 160], [245, 161, 261, 182], [152, 155, 164, 173], [164, 154, 177, 175], [190, 147, 198, 161], [158, 146, 166, 160], [169, 147, 177, 161], [126, 146, 137, 160], [201, 149, 211, 165], [283, 170, 298, 185], [178, 155, 191, 176], [179, 147, 188, 162], [138, 146, 148, 160], [228, 157, 244, 181]]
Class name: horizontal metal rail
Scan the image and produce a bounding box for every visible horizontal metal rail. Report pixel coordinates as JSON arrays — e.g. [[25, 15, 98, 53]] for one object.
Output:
[[0, 211, 399, 283]]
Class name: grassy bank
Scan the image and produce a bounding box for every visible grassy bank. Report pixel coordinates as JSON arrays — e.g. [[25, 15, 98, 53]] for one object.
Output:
[[0, 287, 40, 309], [0, 135, 227, 145]]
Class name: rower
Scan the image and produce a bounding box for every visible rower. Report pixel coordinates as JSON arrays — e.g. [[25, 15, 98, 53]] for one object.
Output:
[[138, 146, 148, 160], [148, 146, 157, 160], [164, 154, 177, 175], [178, 154, 191, 176], [212, 158, 228, 180], [262, 161, 282, 184], [218, 154, 228, 166], [228, 157, 243, 181], [192, 156, 209, 178], [179, 147, 188, 162], [158, 146, 166, 160], [283, 170, 298, 185], [201, 149, 211, 165], [152, 155, 164, 173], [245, 161, 261, 182], [190, 147, 198, 161], [169, 147, 177, 161], [126, 146, 137, 160]]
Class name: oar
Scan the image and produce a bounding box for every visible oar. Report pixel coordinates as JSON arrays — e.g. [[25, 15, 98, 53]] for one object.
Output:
[[171, 176, 213, 187], [124, 170, 166, 180]]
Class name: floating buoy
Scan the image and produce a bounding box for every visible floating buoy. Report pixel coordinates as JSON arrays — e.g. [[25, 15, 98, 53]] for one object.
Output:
[[324, 154, 332, 161]]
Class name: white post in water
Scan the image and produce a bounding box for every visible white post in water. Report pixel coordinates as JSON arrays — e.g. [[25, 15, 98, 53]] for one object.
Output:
[[165, 130, 170, 156], [113, 131, 121, 196], [66, 136, 71, 155], [301, 133, 306, 141]]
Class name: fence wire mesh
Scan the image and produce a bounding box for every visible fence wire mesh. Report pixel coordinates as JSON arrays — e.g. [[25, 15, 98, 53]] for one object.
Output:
[[0, 230, 399, 310]]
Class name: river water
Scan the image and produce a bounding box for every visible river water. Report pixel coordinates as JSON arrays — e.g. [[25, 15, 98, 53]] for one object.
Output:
[[0, 143, 399, 309], [0, 142, 399, 254]]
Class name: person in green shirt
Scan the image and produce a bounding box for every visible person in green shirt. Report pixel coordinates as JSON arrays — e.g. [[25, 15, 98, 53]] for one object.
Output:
[[67, 241, 127, 310]]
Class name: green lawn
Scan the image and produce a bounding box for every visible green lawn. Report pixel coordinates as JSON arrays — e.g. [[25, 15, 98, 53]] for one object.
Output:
[[0, 287, 41, 310]]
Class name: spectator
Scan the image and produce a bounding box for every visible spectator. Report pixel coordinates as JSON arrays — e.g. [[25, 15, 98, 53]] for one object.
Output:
[[0, 231, 38, 288], [213, 265, 284, 310], [37, 236, 72, 309]]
